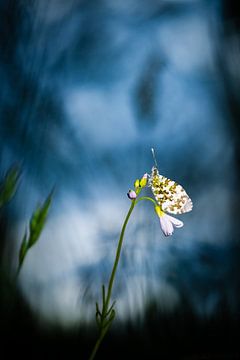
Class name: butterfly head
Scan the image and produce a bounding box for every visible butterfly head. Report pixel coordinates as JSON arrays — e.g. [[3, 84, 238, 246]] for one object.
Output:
[[151, 166, 159, 176]]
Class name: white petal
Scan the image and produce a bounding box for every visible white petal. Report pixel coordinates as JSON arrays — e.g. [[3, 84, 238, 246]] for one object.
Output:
[[166, 214, 184, 228], [160, 216, 174, 236]]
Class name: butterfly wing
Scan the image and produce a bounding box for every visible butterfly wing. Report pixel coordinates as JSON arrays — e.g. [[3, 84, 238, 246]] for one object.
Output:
[[149, 167, 193, 215]]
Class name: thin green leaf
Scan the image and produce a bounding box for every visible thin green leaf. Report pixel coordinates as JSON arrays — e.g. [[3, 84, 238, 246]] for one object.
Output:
[[28, 190, 53, 248], [102, 284, 106, 308], [96, 302, 101, 316], [105, 301, 116, 317], [109, 309, 115, 322], [0, 165, 20, 208], [101, 311, 115, 331]]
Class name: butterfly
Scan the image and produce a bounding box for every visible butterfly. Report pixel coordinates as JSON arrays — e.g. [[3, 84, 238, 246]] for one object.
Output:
[[148, 166, 193, 215]]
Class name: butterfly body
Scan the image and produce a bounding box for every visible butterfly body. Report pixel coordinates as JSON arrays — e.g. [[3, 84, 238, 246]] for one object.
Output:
[[149, 167, 193, 215]]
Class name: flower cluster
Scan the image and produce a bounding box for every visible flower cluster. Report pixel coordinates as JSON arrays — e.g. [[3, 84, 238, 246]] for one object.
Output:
[[127, 173, 148, 199]]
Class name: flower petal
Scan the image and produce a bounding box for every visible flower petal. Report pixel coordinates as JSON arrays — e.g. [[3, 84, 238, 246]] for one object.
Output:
[[166, 214, 184, 228], [159, 215, 174, 236]]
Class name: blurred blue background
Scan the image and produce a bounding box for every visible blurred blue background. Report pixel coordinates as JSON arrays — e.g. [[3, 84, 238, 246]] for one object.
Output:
[[1, 0, 240, 358]]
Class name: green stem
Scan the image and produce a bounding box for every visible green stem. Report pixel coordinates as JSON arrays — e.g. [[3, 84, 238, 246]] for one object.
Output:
[[14, 260, 23, 282], [15, 248, 27, 281], [88, 199, 136, 360], [135, 196, 157, 206], [105, 199, 135, 310], [88, 332, 105, 360]]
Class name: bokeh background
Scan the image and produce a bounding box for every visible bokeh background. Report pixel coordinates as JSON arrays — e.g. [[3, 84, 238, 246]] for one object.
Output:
[[1, 0, 240, 358]]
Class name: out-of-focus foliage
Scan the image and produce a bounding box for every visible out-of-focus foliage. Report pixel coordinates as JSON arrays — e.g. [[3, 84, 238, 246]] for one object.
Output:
[[0, 166, 20, 209], [18, 191, 53, 272]]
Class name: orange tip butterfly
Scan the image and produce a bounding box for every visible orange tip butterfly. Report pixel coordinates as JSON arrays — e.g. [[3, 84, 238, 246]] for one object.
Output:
[[149, 148, 193, 215]]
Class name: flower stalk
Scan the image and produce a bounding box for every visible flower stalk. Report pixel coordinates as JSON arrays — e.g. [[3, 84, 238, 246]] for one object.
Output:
[[88, 175, 149, 360], [88, 199, 136, 360]]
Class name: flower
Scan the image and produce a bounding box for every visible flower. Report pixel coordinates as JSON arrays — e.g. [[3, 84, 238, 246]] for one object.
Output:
[[127, 189, 137, 200], [155, 205, 183, 236]]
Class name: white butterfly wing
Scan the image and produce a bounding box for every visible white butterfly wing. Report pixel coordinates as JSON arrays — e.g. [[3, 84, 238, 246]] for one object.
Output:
[[150, 168, 193, 215], [161, 183, 193, 214]]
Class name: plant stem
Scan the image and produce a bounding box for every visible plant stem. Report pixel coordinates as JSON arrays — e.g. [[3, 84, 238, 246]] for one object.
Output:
[[105, 199, 135, 310], [88, 332, 105, 360], [135, 196, 157, 206], [14, 261, 23, 282], [88, 199, 136, 360]]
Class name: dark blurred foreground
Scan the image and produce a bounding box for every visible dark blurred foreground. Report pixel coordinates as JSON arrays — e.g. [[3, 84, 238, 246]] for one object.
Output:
[[1, 244, 240, 360], [1, 288, 240, 360]]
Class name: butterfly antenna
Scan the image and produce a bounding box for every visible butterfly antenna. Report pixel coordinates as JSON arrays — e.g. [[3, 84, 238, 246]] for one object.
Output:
[[151, 148, 159, 168]]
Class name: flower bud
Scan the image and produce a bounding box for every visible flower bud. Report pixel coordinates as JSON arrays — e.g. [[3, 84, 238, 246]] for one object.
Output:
[[134, 179, 140, 189], [127, 190, 137, 200], [140, 173, 148, 188]]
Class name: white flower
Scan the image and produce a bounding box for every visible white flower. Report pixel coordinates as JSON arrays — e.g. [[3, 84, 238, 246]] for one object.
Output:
[[155, 206, 183, 236]]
